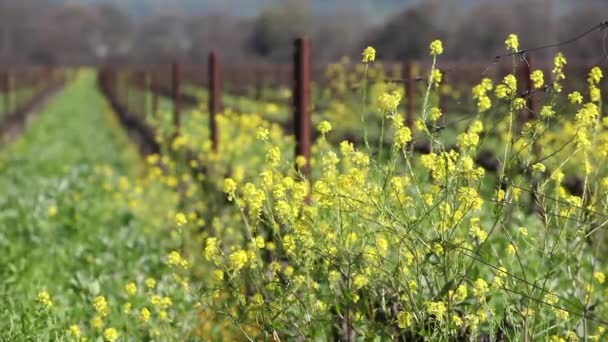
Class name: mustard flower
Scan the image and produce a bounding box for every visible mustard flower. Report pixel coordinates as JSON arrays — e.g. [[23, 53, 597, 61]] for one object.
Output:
[[175, 212, 187, 227], [93, 296, 109, 317], [91, 315, 104, 329], [256, 127, 269, 141], [505, 33, 519, 52], [394, 127, 412, 149], [145, 277, 156, 290], [204, 237, 218, 261], [378, 91, 402, 114], [594, 271, 606, 284], [532, 162, 546, 174], [507, 244, 517, 255], [229, 249, 248, 272], [473, 278, 489, 302], [103, 327, 119, 342], [457, 132, 480, 149], [426, 301, 447, 320], [513, 98, 526, 110], [124, 282, 137, 296], [167, 250, 189, 269], [140, 307, 151, 323], [266, 146, 281, 167], [590, 86, 601, 103], [68, 325, 81, 338], [430, 107, 442, 121], [589, 66, 603, 85], [317, 120, 332, 135], [530, 70, 544, 88], [397, 311, 413, 328], [37, 290, 53, 308], [429, 39, 444, 56], [353, 274, 369, 289], [540, 105, 555, 119], [361, 46, 376, 63], [223, 178, 237, 201], [568, 91, 583, 104], [431, 69, 443, 86]]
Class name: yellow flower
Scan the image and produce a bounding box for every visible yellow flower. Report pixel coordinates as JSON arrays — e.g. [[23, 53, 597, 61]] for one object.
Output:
[[589, 66, 603, 85], [167, 250, 189, 269], [256, 127, 269, 141], [103, 327, 119, 342], [505, 33, 519, 52], [594, 272, 605, 284], [569, 91, 583, 104], [317, 120, 332, 135], [532, 163, 546, 175], [353, 274, 369, 289], [361, 46, 376, 63], [37, 290, 53, 308], [140, 307, 151, 323], [430, 107, 442, 121], [223, 178, 237, 201], [473, 278, 489, 302], [540, 105, 555, 119], [175, 212, 187, 227], [431, 69, 443, 86], [125, 282, 137, 296], [394, 127, 412, 149], [229, 249, 248, 272], [530, 70, 544, 88], [378, 91, 402, 113], [397, 311, 413, 328], [507, 243, 517, 256], [425, 301, 447, 320], [68, 325, 81, 338], [91, 315, 104, 329], [93, 296, 109, 317], [266, 146, 281, 167], [429, 39, 444, 56], [145, 277, 156, 289], [47, 205, 58, 217]]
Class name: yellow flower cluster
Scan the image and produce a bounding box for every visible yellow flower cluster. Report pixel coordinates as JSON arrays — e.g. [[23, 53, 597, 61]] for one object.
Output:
[[37, 290, 53, 308], [505, 33, 519, 52], [429, 39, 444, 56], [378, 91, 402, 114], [361, 46, 376, 63]]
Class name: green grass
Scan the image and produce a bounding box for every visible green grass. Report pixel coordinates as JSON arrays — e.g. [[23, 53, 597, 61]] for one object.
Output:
[[0, 71, 190, 340]]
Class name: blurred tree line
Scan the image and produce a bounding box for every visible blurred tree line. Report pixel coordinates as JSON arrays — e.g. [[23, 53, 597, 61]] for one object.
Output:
[[0, 0, 606, 67]]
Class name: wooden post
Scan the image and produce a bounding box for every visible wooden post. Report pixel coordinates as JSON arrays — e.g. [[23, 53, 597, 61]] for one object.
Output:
[[208, 51, 220, 152], [403, 61, 415, 129], [293, 37, 312, 179], [172, 62, 182, 134]]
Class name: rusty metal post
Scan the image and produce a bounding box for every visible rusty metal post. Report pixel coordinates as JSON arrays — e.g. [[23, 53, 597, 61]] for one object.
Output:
[[172, 62, 182, 134], [403, 61, 415, 129], [293, 37, 312, 179], [208, 51, 220, 152]]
